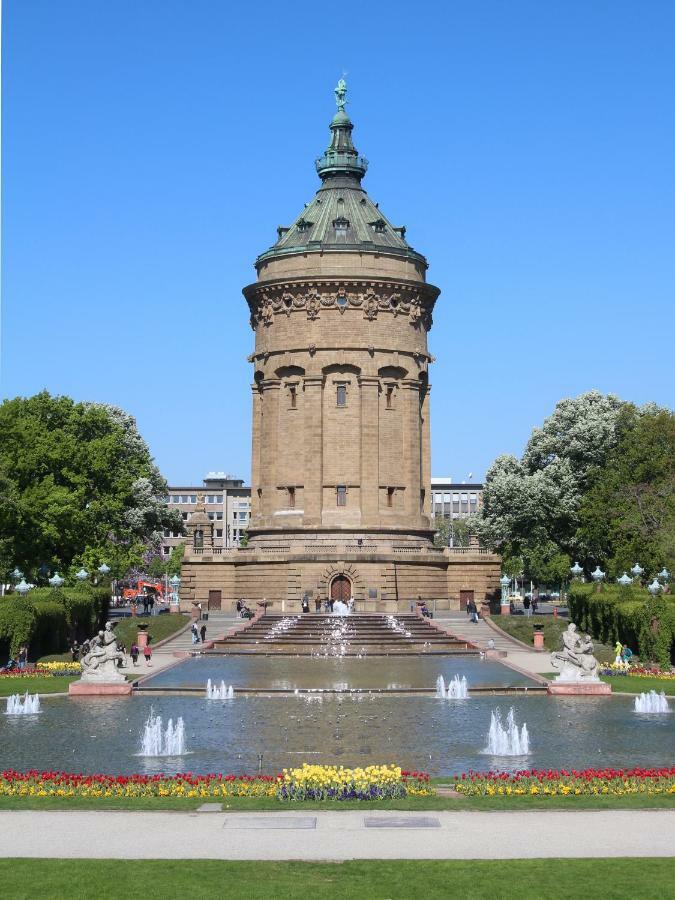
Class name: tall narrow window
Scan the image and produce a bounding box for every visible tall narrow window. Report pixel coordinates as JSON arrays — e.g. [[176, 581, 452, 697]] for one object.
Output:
[[289, 385, 297, 408], [385, 386, 394, 409], [336, 384, 347, 407], [336, 485, 347, 507], [288, 486, 296, 508], [387, 487, 395, 507]]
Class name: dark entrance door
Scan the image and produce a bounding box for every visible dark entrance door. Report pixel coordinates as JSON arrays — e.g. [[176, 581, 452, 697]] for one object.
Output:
[[459, 589, 474, 611], [208, 589, 222, 610], [330, 575, 351, 603]]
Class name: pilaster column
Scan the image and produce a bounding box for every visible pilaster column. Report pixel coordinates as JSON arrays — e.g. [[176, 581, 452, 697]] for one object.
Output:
[[250, 383, 262, 521], [401, 379, 422, 521], [421, 382, 431, 522], [303, 376, 324, 526], [260, 379, 280, 521], [359, 375, 380, 526]]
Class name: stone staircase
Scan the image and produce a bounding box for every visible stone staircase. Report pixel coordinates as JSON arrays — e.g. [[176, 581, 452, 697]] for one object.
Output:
[[212, 613, 480, 656], [158, 612, 239, 653], [437, 612, 521, 653]]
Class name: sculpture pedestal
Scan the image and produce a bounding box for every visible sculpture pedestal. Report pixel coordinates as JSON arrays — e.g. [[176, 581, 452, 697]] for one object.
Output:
[[547, 681, 611, 696], [69, 680, 132, 696]]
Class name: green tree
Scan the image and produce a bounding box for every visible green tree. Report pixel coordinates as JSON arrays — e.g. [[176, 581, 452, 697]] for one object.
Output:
[[433, 515, 450, 548], [0, 392, 183, 580], [577, 408, 675, 577]]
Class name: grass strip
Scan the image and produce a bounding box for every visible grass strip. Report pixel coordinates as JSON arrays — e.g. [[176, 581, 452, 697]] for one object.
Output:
[[0, 858, 673, 899], [0, 676, 77, 696], [600, 675, 675, 695], [0, 792, 673, 812]]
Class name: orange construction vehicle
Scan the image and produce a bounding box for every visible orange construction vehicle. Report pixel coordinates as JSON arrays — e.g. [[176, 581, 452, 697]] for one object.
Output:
[[122, 580, 166, 603]]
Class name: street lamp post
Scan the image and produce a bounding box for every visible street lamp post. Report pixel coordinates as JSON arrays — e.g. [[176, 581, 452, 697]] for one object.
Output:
[[630, 563, 644, 582], [75, 568, 89, 582], [15, 578, 32, 598], [169, 574, 181, 613], [658, 568, 670, 584], [48, 572, 65, 589], [647, 578, 662, 597], [500, 574, 510, 617], [591, 566, 605, 591], [617, 573, 632, 587], [570, 561, 583, 580]]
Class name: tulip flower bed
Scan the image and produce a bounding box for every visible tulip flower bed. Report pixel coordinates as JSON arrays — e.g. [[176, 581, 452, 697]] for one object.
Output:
[[599, 664, 675, 679], [0, 662, 82, 677], [454, 767, 675, 797], [0, 766, 431, 802], [277, 764, 432, 800]]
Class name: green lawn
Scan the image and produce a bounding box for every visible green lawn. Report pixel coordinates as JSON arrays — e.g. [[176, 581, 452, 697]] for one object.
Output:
[[0, 792, 673, 812], [600, 675, 675, 695], [113, 613, 189, 648], [0, 858, 673, 899], [0, 675, 77, 696], [496, 616, 615, 661]]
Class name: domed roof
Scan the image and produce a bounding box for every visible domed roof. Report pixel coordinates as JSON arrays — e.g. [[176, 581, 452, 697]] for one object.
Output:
[[255, 81, 428, 271]]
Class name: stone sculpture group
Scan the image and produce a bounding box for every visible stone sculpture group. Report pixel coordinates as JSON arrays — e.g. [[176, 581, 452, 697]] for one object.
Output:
[[550, 622, 600, 681]]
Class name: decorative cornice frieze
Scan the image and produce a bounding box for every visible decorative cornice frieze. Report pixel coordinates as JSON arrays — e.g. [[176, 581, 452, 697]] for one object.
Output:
[[243, 279, 438, 331]]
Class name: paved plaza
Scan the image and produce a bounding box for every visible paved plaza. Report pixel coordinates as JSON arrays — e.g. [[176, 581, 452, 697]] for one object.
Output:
[[1, 810, 673, 860]]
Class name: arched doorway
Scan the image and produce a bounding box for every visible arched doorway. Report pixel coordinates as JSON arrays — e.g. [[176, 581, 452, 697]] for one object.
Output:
[[330, 574, 351, 603]]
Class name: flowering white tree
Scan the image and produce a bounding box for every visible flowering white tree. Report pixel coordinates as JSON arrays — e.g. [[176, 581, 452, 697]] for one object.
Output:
[[474, 392, 627, 574]]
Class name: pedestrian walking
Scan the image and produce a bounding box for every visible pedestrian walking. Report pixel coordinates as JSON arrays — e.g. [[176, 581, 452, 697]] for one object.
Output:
[[18, 645, 28, 669], [191, 622, 200, 644], [315, 597, 321, 613], [143, 643, 152, 667], [200, 623, 207, 643], [130, 642, 139, 666], [302, 596, 310, 614]]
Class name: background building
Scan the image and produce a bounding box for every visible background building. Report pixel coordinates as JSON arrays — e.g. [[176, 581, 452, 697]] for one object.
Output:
[[163, 472, 250, 556], [430, 477, 483, 520]]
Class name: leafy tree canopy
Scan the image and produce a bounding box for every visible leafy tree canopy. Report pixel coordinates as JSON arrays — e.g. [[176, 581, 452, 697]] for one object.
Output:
[[474, 391, 673, 583], [0, 391, 183, 580]]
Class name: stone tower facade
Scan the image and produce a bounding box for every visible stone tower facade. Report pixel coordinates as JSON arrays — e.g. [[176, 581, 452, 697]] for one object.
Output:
[[180, 85, 500, 612], [243, 90, 438, 548]]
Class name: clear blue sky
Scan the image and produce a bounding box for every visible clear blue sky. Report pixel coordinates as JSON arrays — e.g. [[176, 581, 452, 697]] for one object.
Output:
[[3, 1, 674, 485]]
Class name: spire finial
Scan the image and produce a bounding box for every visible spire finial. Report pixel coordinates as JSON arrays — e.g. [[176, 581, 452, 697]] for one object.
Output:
[[334, 77, 347, 112]]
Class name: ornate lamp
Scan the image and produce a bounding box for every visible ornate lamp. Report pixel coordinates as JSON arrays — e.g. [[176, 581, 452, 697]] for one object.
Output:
[[97, 563, 111, 576], [11, 568, 24, 581], [617, 573, 632, 587], [630, 563, 644, 580], [658, 568, 670, 583], [570, 561, 583, 579], [591, 566, 605, 584], [500, 574, 510, 603], [647, 578, 662, 597], [48, 572, 65, 589], [75, 568, 89, 582], [15, 578, 32, 597], [169, 574, 181, 604]]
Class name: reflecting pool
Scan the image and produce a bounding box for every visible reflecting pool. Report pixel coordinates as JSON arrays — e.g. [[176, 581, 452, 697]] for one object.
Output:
[[1, 693, 672, 777], [139, 655, 535, 691]]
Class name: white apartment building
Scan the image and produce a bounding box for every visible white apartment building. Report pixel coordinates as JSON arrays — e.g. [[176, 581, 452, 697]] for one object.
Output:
[[162, 472, 251, 556]]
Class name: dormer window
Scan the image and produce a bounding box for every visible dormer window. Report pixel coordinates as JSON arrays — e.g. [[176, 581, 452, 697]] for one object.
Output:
[[296, 218, 313, 234], [333, 216, 349, 234], [370, 218, 386, 234]]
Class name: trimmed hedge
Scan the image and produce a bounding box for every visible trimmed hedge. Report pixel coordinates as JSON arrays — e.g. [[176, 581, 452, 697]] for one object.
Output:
[[568, 583, 675, 668], [0, 585, 109, 659]]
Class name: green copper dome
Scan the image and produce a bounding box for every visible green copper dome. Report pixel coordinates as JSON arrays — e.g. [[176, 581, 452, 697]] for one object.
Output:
[[255, 81, 428, 271]]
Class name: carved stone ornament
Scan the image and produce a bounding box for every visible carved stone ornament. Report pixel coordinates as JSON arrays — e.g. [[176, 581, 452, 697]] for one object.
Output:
[[306, 290, 321, 320], [363, 292, 378, 320]]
